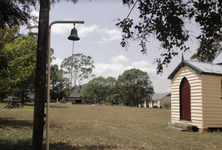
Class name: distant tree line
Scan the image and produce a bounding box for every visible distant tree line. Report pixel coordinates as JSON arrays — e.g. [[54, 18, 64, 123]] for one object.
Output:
[[82, 68, 155, 107]]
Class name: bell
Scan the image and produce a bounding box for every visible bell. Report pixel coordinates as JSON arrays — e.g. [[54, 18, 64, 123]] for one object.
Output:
[[68, 27, 80, 41]]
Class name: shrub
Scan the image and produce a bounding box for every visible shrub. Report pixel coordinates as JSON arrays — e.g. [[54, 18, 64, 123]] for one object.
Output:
[[164, 102, 171, 109]]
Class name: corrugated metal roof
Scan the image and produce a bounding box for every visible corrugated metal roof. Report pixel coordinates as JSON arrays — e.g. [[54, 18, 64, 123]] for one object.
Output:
[[186, 61, 222, 74], [152, 93, 170, 101], [168, 60, 222, 79]]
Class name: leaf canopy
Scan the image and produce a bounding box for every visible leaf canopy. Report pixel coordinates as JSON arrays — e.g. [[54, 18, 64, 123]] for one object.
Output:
[[118, 0, 222, 73]]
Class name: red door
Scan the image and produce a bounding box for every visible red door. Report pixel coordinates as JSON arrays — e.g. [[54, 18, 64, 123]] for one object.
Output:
[[180, 77, 191, 120]]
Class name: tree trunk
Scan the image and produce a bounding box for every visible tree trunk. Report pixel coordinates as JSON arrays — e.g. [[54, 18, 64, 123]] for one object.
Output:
[[21, 85, 25, 104], [3, 101, 24, 109], [32, 0, 50, 150], [1, 91, 7, 100]]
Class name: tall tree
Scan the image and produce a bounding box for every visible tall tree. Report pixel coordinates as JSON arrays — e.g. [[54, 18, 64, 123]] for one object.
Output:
[[117, 68, 154, 106], [32, 1, 50, 149], [5, 37, 36, 103], [32, 1, 78, 149], [0, 26, 19, 99], [61, 53, 95, 96], [0, 26, 37, 101], [117, 0, 222, 74]]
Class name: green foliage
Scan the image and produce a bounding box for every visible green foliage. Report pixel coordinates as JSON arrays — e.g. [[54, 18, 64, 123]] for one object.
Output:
[[82, 76, 107, 102], [83, 69, 154, 106], [0, 26, 37, 101], [0, 0, 37, 28], [117, 68, 154, 106], [190, 35, 222, 62], [82, 76, 119, 103], [0, 26, 19, 98], [164, 102, 171, 109], [105, 77, 117, 103], [4, 37, 37, 82], [118, 0, 222, 74]]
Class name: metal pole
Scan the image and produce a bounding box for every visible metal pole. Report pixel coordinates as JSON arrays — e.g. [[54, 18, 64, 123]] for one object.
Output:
[[70, 41, 75, 95], [46, 25, 51, 150], [46, 20, 84, 150]]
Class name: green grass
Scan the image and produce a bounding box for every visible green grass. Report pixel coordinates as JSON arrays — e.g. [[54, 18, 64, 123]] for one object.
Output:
[[0, 102, 222, 150]]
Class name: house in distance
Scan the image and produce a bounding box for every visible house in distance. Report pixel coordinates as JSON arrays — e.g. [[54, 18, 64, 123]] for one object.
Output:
[[144, 93, 171, 108]]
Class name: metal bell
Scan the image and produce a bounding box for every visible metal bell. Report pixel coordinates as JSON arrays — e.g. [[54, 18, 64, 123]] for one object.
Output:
[[68, 27, 80, 41]]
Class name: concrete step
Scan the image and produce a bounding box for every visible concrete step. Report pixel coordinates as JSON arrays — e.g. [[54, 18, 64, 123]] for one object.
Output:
[[167, 126, 188, 132], [173, 123, 187, 129], [169, 123, 193, 132]]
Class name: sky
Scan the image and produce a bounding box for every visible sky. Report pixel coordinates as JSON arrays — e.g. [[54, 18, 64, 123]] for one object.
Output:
[[24, 0, 202, 93]]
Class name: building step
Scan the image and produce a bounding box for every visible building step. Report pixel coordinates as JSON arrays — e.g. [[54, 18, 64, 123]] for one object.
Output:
[[168, 123, 193, 132], [167, 126, 188, 132]]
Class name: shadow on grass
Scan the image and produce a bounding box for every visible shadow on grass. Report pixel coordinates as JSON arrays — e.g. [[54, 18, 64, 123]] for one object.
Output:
[[49, 142, 117, 150], [24, 103, 34, 107], [0, 117, 62, 130], [0, 139, 117, 150], [50, 105, 68, 109], [0, 139, 32, 150], [0, 118, 33, 128], [24, 103, 67, 109]]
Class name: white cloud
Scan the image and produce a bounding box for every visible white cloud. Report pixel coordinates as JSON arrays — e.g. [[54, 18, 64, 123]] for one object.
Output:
[[95, 28, 121, 45], [51, 24, 73, 34], [78, 24, 99, 37], [130, 61, 157, 77], [51, 23, 121, 44], [93, 59, 164, 81], [21, 10, 39, 33], [93, 63, 125, 78], [111, 55, 130, 63], [131, 61, 153, 68], [31, 10, 39, 17], [51, 58, 63, 68], [52, 24, 97, 35]]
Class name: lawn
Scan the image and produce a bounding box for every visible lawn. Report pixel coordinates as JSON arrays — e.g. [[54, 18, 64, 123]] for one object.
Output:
[[0, 102, 221, 150]]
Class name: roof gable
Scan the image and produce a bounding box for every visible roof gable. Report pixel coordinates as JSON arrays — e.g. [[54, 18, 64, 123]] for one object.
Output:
[[152, 93, 170, 101], [168, 60, 222, 79]]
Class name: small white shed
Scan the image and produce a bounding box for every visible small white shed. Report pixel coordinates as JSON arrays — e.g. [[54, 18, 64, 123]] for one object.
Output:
[[168, 53, 222, 132]]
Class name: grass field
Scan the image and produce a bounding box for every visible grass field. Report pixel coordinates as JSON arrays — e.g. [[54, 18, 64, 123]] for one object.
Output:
[[0, 101, 221, 150]]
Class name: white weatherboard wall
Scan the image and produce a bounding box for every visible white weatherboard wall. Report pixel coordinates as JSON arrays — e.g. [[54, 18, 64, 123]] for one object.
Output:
[[202, 75, 222, 128], [171, 65, 203, 128]]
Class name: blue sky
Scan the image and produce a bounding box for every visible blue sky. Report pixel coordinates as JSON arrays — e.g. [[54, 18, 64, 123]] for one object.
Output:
[[26, 0, 201, 93]]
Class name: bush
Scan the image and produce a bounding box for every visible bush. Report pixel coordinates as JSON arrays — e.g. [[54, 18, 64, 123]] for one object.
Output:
[[164, 102, 171, 109]]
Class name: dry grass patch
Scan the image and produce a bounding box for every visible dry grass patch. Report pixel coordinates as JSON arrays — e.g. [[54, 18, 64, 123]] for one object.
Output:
[[0, 102, 222, 149]]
